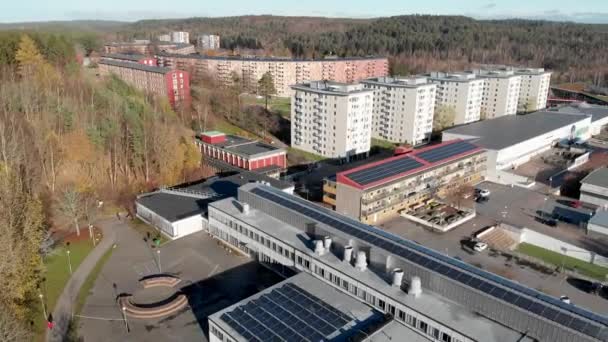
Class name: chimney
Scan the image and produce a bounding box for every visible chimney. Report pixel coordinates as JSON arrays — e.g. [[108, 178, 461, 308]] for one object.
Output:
[[408, 276, 422, 298], [343, 246, 353, 263], [392, 268, 404, 287], [323, 236, 332, 250], [241, 203, 250, 214], [314, 240, 325, 255], [355, 251, 367, 271]]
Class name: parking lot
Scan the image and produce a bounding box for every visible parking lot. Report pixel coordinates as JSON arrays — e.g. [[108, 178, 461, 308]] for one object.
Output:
[[79, 226, 284, 342], [379, 181, 608, 314]]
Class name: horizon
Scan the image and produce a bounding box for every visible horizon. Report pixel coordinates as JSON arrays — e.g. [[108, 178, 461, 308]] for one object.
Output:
[[2, 0, 608, 24]]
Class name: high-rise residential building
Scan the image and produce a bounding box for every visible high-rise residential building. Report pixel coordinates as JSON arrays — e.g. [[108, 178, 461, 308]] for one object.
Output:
[[156, 53, 389, 97], [290, 81, 374, 161], [425, 72, 485, 126], [361, 76, 436, 145], [472, 69, 522, 120], [158, 34, 171, 42], [515, 68, 552, 112], [197, 34, 221, 50], [170, 31, 190, 44]]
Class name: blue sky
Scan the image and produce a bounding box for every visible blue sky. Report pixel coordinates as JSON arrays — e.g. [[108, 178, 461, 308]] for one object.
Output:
[[2, 0, 608, 23]]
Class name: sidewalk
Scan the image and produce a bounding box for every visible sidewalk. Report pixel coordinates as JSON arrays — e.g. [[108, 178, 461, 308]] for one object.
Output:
[[46, 217, 120, 342]]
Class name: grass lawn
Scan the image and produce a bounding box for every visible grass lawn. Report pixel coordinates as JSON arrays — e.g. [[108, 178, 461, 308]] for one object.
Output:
[[249, 95, 291, 118], [371, 138, 397, 150], [517, 243, 608, 280], [129, 218, 170, 246], [287, 147, 325, 163], [212, 120, 253, 137]]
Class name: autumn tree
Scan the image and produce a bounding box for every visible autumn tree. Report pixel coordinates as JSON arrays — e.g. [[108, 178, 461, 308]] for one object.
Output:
[[58, 187, 83, 236], [0, 309, 30, 342], [258, 72, 276, 110], [14, 35, 44, 78], [433, 105, 456, 132]]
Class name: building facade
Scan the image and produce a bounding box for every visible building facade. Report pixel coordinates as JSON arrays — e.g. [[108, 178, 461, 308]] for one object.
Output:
[[361, 76, 436, 146], [515, 68, 551, 112], [205, 183, 608, 342], [158, 34, 171, 42], [425, 72, 484, 126], [327, 140, 486, 223], [580, 168, 608, 208], [104, 42, 195, 55], [291, 81, 374, 160], [98, 60, 191, 107], [156, 53, 389, 97], [100, 53, 157, 66], [472, 69, 522, 120], [197, 34, 221, 50], [170, 31, 190, 44]]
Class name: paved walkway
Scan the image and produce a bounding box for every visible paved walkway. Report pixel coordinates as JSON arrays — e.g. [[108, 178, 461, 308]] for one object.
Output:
[[46, 217, 121, 342]]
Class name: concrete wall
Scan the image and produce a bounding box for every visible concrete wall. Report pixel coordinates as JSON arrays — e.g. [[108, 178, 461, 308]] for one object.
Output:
[[588, 222, 608, 236], [172, 215, 206, 238]]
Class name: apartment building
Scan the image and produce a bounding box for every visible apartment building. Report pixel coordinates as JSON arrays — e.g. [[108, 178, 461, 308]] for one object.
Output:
[[472, 69, 522, 119], [158, 34, 171, 42], [205, 183, 607, 342], [425, 72, 484, 125], [515, 68, 552, 112], [325, 139, 486, 223], [104, 42, 195, 55], [197, 34, 221, 50], [100, 53, 157, 66], [361, 76, 436, 145], [156, 53, 389, 97], [98, 60, 190, 107], [170, 31, 190, 44], [291, 81, 374, 160]]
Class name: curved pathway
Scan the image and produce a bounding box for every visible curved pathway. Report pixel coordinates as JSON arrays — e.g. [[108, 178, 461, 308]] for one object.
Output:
[[46, 217, 120, 342]]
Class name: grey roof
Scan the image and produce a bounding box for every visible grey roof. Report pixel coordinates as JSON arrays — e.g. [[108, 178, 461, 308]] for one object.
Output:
[[136, 192, 215, 222], [156, 52, 387, 62], [590, 211, 608, 228], [581, 168, 608, 188], [209, 272, 395, 342], [196, 134, 285, 158], [98, 59, 172, 74], [443, 111, 590, 150], [291, 80, 373, 96], [100, 53, 147, 61], [361, 76, 434, 88], [552, 104, 608, 123]]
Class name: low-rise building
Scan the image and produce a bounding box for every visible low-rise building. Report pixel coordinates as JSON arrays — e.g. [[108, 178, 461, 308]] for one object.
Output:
[[425, 72, 485, 125], [197, 34, 221, 50], [205, 183, 607, 342], [327, 139, 486, 224], [580, 168, 608, 208], [442, 111, 591, 176], [552, 103, 608, 136], [98, 60, 190, 108], [588, 211, 608, 236], [361, 76, 436, 146], [195, 131, 287, 175], [291, 81, 374, 161], [104, 41, 195, 55], [551, 83, 608, 106], [100, 53, 157, 66], [472, 69, 522, 119], [170, 31, 190, 44], [158, 34, 171, 42]]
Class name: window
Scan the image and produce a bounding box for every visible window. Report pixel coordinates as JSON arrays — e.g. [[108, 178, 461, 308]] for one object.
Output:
[[418, 320, 428, 333], [441, 333, 452, 342], [431, 327, 440, 339]]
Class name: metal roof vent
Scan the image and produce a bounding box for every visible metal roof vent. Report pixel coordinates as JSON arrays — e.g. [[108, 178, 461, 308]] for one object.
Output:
[[323, 236, 332, 251], [242, 203, 250, 214], [408, 276, 422, 298], [314, 240, 325, 255], [392, 268, 404, 287], [355, 251, 367, 271], [343, 246, 353, 263]]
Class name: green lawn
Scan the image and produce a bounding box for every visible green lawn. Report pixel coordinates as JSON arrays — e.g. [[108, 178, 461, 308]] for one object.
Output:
[[249, 95, 291, 118], [371, 138, 397, 150], [212, 120, 252, 137], [287, 147, 325, 163], [517, 243, 608, 280], [129, 218, 170, 245]]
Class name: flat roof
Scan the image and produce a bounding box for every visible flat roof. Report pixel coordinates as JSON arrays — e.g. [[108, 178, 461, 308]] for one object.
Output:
[[590, 211, 608, 228], [443, 111, 590, 150], [156, 52, 388, 63], [196, 133, 285, 158], [361, 76, 433, 88], [136, 192, 216, 222], [100, 53, 147, 61], [552, 104, 608, 123], [338, 140, 483, 189], [581, 168, 608, 188], [291, 80, 373, 96], [98, 59, 172, 74], [209, 272, 389, 342], [228, 184, 608, 340]]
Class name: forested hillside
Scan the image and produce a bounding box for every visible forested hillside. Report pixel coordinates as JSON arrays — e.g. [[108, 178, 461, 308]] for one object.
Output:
[[119, 15, 608, 86]]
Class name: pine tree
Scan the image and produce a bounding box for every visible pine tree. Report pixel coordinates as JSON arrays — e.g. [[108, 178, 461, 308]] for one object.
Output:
[[15, 35, 44, 78], [258, 72, 276, 110]]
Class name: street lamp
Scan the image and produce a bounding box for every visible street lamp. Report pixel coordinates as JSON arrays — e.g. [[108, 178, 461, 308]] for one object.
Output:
[[157, 250, 161, 273], [39, 293, 47, 320], [66, 250, 73, 275]]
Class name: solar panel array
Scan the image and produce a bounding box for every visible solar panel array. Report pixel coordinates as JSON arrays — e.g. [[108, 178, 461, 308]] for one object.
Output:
[[249, 186, 608, 341], [220, 283, 352, 342], [416, 140, 479, 163], [345, 157, 424, 186]]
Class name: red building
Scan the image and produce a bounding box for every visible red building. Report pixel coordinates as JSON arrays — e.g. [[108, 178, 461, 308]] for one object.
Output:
[[98, 60, 190, 108], [195, 131, 287, 177]]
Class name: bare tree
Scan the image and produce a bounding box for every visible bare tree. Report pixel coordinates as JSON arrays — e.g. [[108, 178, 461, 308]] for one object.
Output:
[[58, 187, 83, 236], [0, 308, 30, 342]]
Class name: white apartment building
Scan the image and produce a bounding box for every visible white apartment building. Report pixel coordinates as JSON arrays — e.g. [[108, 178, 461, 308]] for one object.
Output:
[[426, 72, 484, 126], [473, 69, 522, 119], [515, 68, 552, 112], [291, 81, 373, 161], [170, 31, 190, 44], [198, 34, 221, 50], [158, 34, 171, 42], [361, 76, 436, 145]]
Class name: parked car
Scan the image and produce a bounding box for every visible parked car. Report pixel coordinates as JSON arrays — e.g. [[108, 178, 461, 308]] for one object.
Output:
[[476, 188, 491, 197], [536, 216, 558, 227], [475, 195, 489, 203], [473, 242, 488, 252]]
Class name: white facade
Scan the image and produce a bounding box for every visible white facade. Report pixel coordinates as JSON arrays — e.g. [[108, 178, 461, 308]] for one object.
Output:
[[427, 72, 484, 125], [198, 34, 221, 50], [170, 31, 190, 44], [158, 34, 171, 42], [362, 77, 436, 145], [475, 70, 522, 119], [135, 202, 206, 240], [291, 81, 373, 160], [515, 68, 551, 112]]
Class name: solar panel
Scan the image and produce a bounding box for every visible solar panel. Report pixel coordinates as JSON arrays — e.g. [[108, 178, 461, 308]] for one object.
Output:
[[416, 140, 479, 163], [345, 157, 424, 186], [247, 186, 608, 339]]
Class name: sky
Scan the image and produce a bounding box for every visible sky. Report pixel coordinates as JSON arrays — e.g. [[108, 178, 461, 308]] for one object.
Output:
[[2, 0, 608, 23]]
